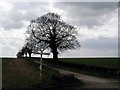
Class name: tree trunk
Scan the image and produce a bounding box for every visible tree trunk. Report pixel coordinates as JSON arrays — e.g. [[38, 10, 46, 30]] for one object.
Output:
[[53, 50, 59, 62], [25, 52, 27, 57], [29, 52, 31, 58]]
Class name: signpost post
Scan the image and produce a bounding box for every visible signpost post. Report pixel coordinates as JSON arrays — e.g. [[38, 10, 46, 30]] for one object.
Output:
[[40, 50, 43, 80], [33, 51, 50, 81]]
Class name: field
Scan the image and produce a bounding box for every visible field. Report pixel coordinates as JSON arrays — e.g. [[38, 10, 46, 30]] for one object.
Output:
[[59, 58, 119, 69], [2, 58, 40, 88], [42, 57, 120, 79], [2, 57, 119, 89], [2, 58, 83, 90]]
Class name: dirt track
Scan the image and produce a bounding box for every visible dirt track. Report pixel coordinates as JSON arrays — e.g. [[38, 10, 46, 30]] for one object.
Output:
[[35, 60, 119, 88], [57, 69, 119, 88]]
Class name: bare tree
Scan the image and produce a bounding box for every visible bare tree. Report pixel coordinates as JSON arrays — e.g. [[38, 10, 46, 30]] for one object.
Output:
[[16, 51, 23, 58], [16, 48, 24, 58], [26, 13, 80, 61], [25, 35, 49, 57], [25, 37, 35, 57]]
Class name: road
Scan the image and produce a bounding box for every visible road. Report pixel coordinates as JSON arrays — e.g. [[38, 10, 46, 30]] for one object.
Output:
[[57, 69, 119, 88], [35, 60, 119, 88]]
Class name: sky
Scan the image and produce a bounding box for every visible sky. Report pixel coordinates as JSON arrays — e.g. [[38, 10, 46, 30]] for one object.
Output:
[[0, 0, 119, 58]]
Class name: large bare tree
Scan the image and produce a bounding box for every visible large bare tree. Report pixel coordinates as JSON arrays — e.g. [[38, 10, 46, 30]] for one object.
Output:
[[26, 13, 80, 61]]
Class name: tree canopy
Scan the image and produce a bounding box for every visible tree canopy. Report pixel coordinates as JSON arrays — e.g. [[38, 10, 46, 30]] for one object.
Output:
[[26, 12, 80, 61]]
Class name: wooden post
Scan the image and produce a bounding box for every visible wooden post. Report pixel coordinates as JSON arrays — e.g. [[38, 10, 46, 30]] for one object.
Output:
[[40, 50, 43, 81], [33, 50, 50, 82]]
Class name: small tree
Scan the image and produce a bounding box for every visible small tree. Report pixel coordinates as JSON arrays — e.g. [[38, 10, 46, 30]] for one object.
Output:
[[16, 51, 22, 58], [16, 49, 24, 58], [17, 45, 31, 58], [24, 43, 32, 58], [26, 13, 80, 61], [25, 34, 39, 57]]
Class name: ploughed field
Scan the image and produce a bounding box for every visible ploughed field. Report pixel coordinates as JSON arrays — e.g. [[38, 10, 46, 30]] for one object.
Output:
[[2, 58, 40, 89]]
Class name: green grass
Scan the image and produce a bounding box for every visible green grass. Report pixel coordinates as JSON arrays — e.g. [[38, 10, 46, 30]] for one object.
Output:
[[41, 57, 120, 79], [59, 58, 119, 68]]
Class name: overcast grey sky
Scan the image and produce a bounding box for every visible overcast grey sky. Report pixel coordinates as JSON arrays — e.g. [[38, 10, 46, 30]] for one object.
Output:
[[0, 1, 118, 57]]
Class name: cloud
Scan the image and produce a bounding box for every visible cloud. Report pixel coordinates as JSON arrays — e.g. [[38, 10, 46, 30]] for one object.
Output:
[[54, 2, 118, 28], [83, 37, 118, 50], [77, 8, 118, 40], [53, 2, 118, 57], [0, 27, 26, 57], [60, 36, 118, 57], [1, 2, 51, 30], [60, 47, 118, 58], [0, 2, 118, 57]]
